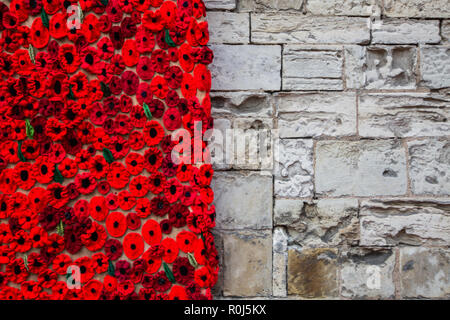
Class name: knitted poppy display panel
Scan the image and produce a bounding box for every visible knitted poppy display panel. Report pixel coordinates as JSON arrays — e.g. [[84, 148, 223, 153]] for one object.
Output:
[[0, 0, 218, 300]]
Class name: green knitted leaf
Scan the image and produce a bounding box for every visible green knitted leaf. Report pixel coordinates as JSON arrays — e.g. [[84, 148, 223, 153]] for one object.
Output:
[[100, 0, 108, 7], [23, 254, 29, 271], [103, 148, 114, 164], [28, 45, 35, 64], [165, 29, 176, 47], [142, 103, 152, 120], [54, 166, 64, 183], [68, 85, 75, 100], [163, 262, 176, 283], [107, 260, 115, 277], [25, 119, 34, 138], [17, 141, 26, 162], [41, 8, 49, 29], [57, 220, 64, 237], [187, 252, 198, 269]]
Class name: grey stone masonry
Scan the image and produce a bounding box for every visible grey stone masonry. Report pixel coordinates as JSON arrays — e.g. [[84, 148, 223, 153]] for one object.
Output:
[[207, 0, 450, 300]]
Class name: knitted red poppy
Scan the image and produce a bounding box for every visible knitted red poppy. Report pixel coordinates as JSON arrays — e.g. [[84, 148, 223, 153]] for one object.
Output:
[[0, 0, 216, 300]]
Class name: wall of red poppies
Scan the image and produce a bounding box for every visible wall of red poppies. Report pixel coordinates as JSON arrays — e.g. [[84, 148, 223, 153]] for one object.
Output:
[[0, 0, 218, 300]]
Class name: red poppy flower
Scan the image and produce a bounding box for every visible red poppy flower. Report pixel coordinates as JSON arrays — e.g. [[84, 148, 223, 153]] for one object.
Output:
[[150, 75, 168, 99], [176, 230, 197, 253], [82, 279, 103, 300], [163, 107, 182, 131], [135, 197, 151, 219], [118, 190, 136, 211], [30, 17, 49, 49], [107, 162, 130, 189], [143, 120, 164, 147], [142, 219, 162, 246], [142, 9, 164, 32], [129, 175, 149, 198], [181, 72, 197, 98], [104, 238, 123, 261], [81, 14, 101, 43], [49, 13, 67, 39], [81, 222, 107, 252], [161, 237, 179, 264], [142, 249, 162, 274], [136, 56, 154, 80], [88, 196, 108, 221], [135, 25, 155, 53], [179, 43, 194, 72], [106, 211, 127, 238], [122, 39, 139, 67], [123, 233, 144, 260]]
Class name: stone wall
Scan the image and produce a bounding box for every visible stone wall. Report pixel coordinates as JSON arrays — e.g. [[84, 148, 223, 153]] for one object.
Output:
[[205, 0, 450, 299]]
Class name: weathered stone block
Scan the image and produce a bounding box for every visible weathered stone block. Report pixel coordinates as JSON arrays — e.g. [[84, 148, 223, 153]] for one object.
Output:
[[358, 93, 450, 138], [273, 227, 288, 297], [372, 20, 441, 44], [276, 92, 357, 138], [285, 199, 359, 247], [223, 230, 272, 297], [408, 139, 450, 196], [239, 0, 304, 11], [207, 12, 249, 44], [274, 199, 304, 227], [365, 46, 417, 89], [315, 140, 407, 196], [232, 118, 273, 170], [212, 172, 272, 230], [340, 248, 396, 299], [360, 199, 450, 246], [288, 248, 338, 298], [208, 118, 232, 170], [274, 139, 314, 198], [443, 21, 450, 44], [420, 46, 450, 89], [307, 0, 378, 16], [344, 45, 366, 89], [204, 0, 236, 10], [211, 92, 272, 118], [251, 14, 370, 44], [210, 45, 281, 91], [345, 46, 418, 89], [400, 248, 450, 298], [383, 0, 450, 18], [282, 46, 343, 90]]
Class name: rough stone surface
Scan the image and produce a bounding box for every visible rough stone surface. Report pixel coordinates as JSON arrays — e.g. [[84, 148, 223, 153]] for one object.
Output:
[[306, 0, 377, 16], [365, 46, 417, 89], [223, 230, 273, 297], [443, 21, 450, 44], [207, 12, 249, 44], [278, 199, 360, 247], [400, 248, 450, 298], [288, 248, 339, 298], [420, 46, 450, 89], [408, 139, 450, 196], [282, 46, 343, 90], [251, 14, 370, 44], [340, 248, 396, 299], [274, 139, 314, 198], [212, 172, 272, 230], [276, 92, 356, 138], [273, 227, 288, 297], [208, 118, 232, 170], [372, 20, 441, 44], [211, 91, 272, 118], [239, 0, 304, 12], [383, 0, 450, 18], [358, 93, 450, 138], [204, 0, 236, 10], [232, 118, 273, 170], [345, 45, 418, 89], [315, 140, 407, 196], [344, 45, 366, 89], [210, 45, 281, 91], [360, 199, 450, 246]]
